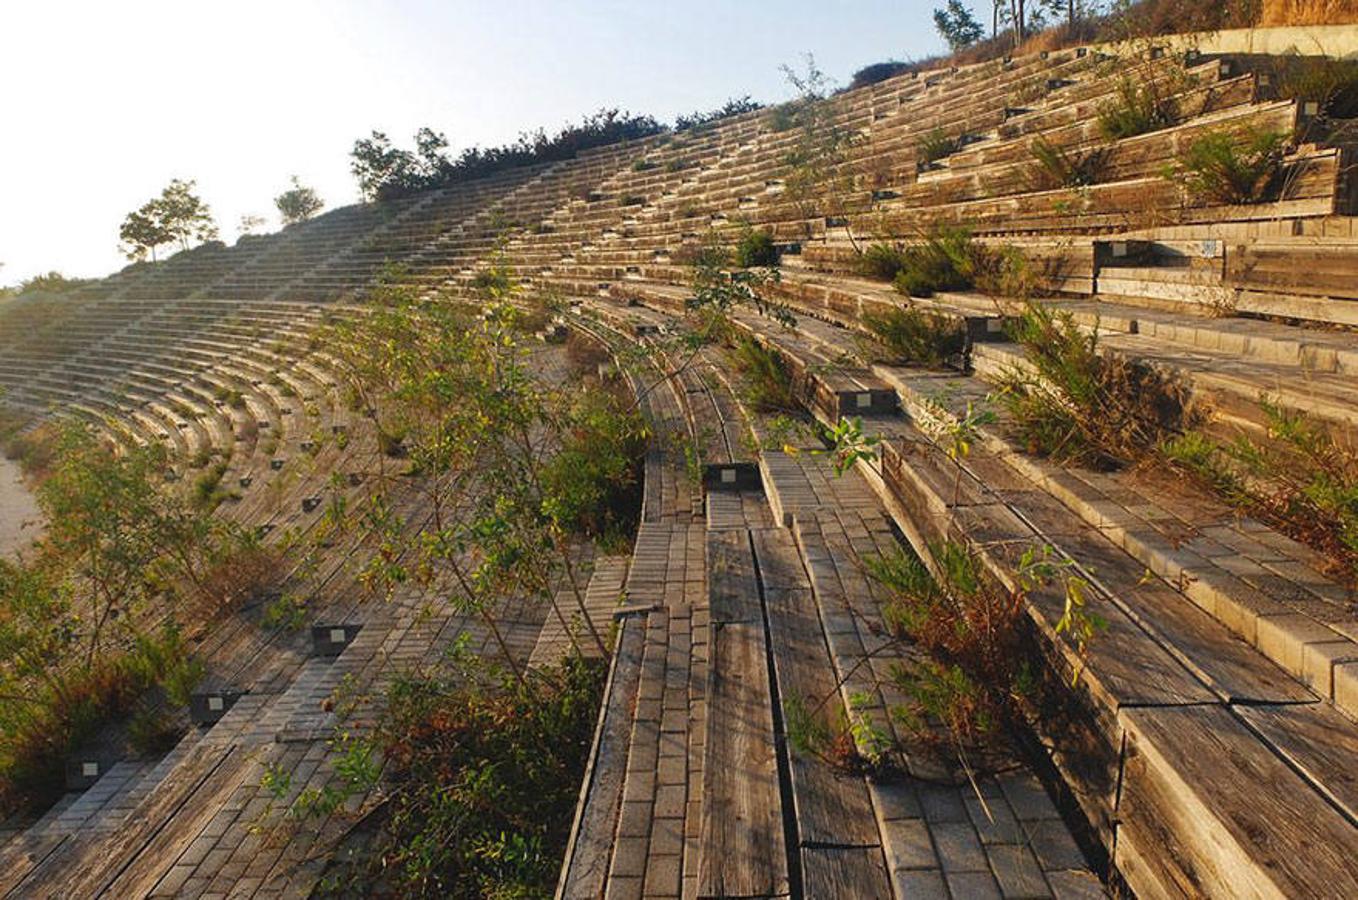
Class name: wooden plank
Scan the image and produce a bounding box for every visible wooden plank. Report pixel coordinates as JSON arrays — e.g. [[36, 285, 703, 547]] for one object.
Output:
[[1235, 702, 1358, 825], [699, 530, 789, 899], [801, 846, 893, 899], [707, 530, 760, 625], [752, 529, 886, 856], [44, 743, 239, 897], [1061, 531, 1314, 705], [558, 616, 647, 899], [1120, 705, 1358, 899]]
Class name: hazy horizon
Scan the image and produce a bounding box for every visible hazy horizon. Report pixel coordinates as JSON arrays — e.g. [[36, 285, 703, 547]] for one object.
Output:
[[0, 0, 950, 286]]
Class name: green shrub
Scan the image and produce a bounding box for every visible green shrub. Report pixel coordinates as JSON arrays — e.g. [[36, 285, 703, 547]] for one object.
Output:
[[1167, 128, 1289, 205], [191, 461, 229, 510], [866, 542, 1017, 747], [674, 95, 763, 131], [734, 227, 778, 268], [262, 592, 308, 630], [867, 539, 1100, 752], [1097, 76, 1178, 140], [857, 243, 910, 281], [312, 654, 605, 897], [862, 306, 966, 367], [883, 225, 977, 297], [1164, 401, 1358, 586], [917, 127, 960, 165], [862, 227, 1030, 299], [849, 60, 911, 90], [539, 390, 647, 542], [769, 105, 797, 132], [999, 300, 1201, 468], [1026, 137, 1109, 190], [631, 159, 658, 172], [732, 337, 797, 412]]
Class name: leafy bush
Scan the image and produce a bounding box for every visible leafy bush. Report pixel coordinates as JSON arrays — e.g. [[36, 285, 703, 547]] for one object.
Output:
[[313, 654, 605, 897], [731, 337, 798, 412], [1097, 76, 1178, 140], [631, 159, 658, 172], [1026, 137, 1110, 190], [866, 543, 1020, 747], [862, 306, 966, 367], [351, 109, 666, 201], [867, 540, 1101, 754], [857, 243, 910, 281], [191, 461, 229, 510], [1166, 128, 1290, 205], [849, 61, 912, 90], [1, 420, 59, 481], [734, 227, 778, 268], [1164, 400, 1358, 586], [674, 95, 764, 131], [917, 127, 961, 165], [999, 300, 1202, 468], [0, 616, 203, 813], [887, 226, 976, 297], [860, 228, 1032, 299], [769, 105, 798, 132], [539, 390, 647, 542]]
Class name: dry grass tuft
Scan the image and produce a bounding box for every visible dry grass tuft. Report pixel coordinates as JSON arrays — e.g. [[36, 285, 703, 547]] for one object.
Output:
[[1259, 0, 1358, 25]]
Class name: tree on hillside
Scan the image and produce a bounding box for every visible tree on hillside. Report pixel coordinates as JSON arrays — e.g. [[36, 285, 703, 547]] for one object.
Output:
[[14, 272, 91, 296], [118, 179, 218, 261], [119, 206, 173, 262], [351, 128, 452, 201], [274, 176, 324, 225], [935, 0, 985, 50], [157, 179, 218, 251]]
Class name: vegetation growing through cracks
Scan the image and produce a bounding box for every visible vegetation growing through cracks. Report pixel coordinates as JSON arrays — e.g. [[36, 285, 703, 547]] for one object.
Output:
[[1096, 74, 1179, 140], [1165, 402, 1358, 588], [997, 298, 1203, 469], [1164, 126, 1291, 205], [320, 265, 647, 669], [774, 55, 863, 243], [280, 644, 605, 897], [1025, 137, 1110, 190], [861, 305, 967, 368], [0, 423, 277, 812], [857, 224, 1036, 298], [236, 255, 651, 893], [251, 228, 807, 892], [994, 287, 1357, 585], [785, 384, 1104, 778]]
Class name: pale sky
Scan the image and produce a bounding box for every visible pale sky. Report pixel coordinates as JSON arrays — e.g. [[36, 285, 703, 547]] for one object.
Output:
[[0, 1, 950, 284]]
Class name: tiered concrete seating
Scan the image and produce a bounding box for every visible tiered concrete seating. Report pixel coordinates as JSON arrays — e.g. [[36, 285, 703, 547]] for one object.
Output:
[[5, 31, 1357, 898], [558, 298, 1102, 898], [197, 202, 420, 300]]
